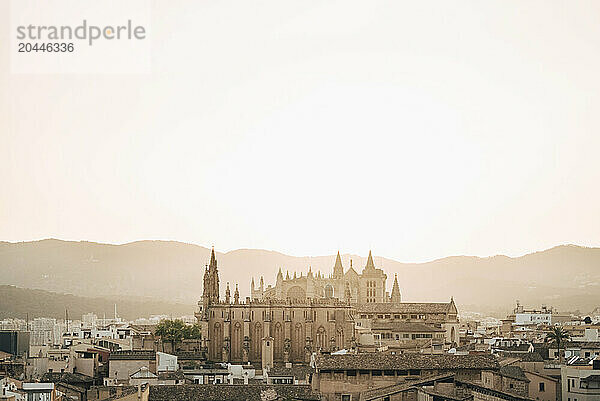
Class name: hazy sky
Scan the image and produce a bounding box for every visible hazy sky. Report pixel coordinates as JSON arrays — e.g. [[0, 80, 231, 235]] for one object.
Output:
[[1, 1, 600, 262]]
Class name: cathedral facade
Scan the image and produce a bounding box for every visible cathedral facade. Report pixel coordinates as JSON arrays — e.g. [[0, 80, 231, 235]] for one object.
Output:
[[196, 248, 458, 365]]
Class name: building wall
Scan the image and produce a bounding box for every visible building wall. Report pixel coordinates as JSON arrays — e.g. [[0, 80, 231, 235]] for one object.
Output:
[[108, 360, 155, 383], [198, 300, 354, 364], [26, 357, 48, 380], [481, 371, 528, 398], [524, 371, 559, 401], [156, 352, 177, 372], [74, 357, 96, 377]]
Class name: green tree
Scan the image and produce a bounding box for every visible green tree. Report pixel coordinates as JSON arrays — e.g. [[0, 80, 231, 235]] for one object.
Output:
[[182, 323, 202, 340], [547, 326, 570, 364], [155, 320, 202, 352], [155, 319, 186, 352]]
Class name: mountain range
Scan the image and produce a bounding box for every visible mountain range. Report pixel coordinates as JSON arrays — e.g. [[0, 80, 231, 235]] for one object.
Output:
[[0, 285, 192, 320], [1, 239, 599, 318]]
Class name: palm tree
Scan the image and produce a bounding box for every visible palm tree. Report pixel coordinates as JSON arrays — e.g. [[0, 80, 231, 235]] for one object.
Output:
[[547, 326, 570, 364]]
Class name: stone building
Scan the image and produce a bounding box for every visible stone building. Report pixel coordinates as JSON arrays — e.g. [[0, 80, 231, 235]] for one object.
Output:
[[251, 251, 389, 304], [313, 353, 499, 401], [196, 249, 355, 364], [481, 365, 530, 398], [355, 299, 460, 347]]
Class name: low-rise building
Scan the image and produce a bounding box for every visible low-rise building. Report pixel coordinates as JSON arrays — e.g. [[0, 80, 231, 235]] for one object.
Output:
[[312, 353, 499, 401], [182, 365, 229, 385], [482, 365, 529, 398], [561, 360, 600, 401], [264, 365, 313, 385], [106, 351, 156, 385], [22, 383, 56, 401]]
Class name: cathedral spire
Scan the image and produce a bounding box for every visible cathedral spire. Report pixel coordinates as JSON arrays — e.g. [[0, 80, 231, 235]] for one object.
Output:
[[365, 250, 375, 270], [234, 283, 239, 304], [391, 274, 401, 303], [203, 249, 219, 305], [209, 246, 218, 271], [333, 251, 343, 279], [225, 282, 231, 304]]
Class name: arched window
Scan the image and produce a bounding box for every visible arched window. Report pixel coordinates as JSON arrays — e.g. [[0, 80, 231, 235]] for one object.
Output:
[[232, 322, 242, 361], [211, 322, 223, 361], [274, 322, 283, 360], [336, 328, 344, 349], [252, 322, 262, 360], [287, 286, 306, 301], [316, 326, 326, 350], [292, 323, 304, 361]]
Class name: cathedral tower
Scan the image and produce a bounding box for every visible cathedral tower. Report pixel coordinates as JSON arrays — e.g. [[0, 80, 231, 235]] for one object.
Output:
[[203, 247, 220, 305]]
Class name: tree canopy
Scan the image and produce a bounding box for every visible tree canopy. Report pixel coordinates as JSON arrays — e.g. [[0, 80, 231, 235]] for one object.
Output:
[[155, 319, 202, 350]]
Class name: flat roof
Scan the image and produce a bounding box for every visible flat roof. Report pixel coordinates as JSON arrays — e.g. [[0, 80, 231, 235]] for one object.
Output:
[[23, 383, 54, 390]]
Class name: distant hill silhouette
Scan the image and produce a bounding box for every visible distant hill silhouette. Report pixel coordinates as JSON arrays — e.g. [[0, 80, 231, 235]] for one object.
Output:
[[1, 239, 599, 316], [0, 285, 193, 320]]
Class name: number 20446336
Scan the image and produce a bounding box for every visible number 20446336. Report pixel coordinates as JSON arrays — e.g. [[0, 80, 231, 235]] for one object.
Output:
[[18, 42, 74, 52]]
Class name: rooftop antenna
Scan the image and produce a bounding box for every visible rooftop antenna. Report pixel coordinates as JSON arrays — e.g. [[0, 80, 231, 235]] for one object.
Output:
[[114, 304, 117, 320], [66, 309, 69, 333]]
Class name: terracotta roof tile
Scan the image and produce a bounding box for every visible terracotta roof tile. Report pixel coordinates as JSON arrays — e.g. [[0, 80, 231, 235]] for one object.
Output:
[[149, 384, 320, 401], [315, 353, 499, 371]]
